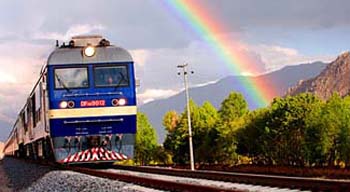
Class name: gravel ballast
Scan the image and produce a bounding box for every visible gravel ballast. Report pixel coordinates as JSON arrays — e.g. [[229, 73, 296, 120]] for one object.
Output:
[[23, 170, 164, 192], [0, 157, 311, 192], [1, 158, 163, 192]]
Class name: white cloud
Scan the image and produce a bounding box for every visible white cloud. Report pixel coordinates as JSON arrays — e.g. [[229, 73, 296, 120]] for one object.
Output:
[[130, 49, 149, 67], [33, 24, 106, 41], [0, 72, 15, 83], [0, 82, 33, 124], [251, 44, 335, 72], [271, 46, 298, 56], [0, 41, 49, 124], [138, 89, 179, 105], [133, 40, 251, 93], [193, 80, 219, 87], [240, 71, 254, 76], [0, 42, 48, 83]]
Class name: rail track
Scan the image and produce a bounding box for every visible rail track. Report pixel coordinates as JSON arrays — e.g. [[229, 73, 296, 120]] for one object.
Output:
[[106, 165, 350, 192], [9, 157, 350, 191], [18, 159, 238, 191], [69, 166, 244, 192]]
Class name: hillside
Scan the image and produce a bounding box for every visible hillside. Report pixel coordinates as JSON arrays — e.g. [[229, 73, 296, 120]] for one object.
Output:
[[287, 52, 350, 100], [140, 61, 327, 143]]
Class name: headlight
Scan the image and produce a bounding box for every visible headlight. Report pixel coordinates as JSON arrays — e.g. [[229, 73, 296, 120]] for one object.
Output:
[[112, 99, 118, 106], [111, 98, 127, 106], [118, 98, 127, 106], [59, 101, 68, 109], [67, 101, 75, 108], [60, 101, 75, 108], [83, 45, 95, 57]]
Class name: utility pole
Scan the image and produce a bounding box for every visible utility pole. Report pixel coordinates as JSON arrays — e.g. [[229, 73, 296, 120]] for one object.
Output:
[[177, 63, 195, 171]]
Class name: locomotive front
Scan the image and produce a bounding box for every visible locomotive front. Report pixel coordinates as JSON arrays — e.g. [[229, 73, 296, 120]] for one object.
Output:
[[47, 35, 136, 163]]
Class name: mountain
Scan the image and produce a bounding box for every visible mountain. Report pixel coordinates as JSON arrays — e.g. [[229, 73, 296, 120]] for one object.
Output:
[[140, 61, 327, 143], [287, 52, 350, 100]]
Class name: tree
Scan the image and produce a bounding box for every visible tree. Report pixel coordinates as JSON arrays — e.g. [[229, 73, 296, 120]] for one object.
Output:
[[166, 99, 201, 164], [265, 93, 321, 166], [305, 93, 350, 167], [304, 101, 328, 166], [338, 96, 350, 167], [163, 110, 183, 163], [215, 92, 249, 164], [135, 112, 158, 165], [236, 93, 322, 166], [163, 100, 220, 164], [162, 110, 179, 133], [163, 101, 196, 164], [152, 145, 173, 165], [194, 101, 219, 164], [236, 108, 271, 164], [218, 92, 248, 123], [300, 93, 350, 167]]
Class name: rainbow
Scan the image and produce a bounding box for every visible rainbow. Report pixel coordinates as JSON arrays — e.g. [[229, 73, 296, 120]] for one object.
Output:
[[162, 0, 276, 107]]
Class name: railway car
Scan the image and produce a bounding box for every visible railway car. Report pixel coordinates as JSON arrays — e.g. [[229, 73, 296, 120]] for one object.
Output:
[[3, 35, 137, 164]]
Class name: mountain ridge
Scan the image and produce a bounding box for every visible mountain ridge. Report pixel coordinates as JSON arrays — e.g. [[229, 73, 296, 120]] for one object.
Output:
[[140, 61, 327, 143], [286, 52, 350, 99]]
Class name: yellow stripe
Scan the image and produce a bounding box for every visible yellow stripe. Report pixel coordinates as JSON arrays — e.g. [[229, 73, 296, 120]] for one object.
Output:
[[49, 106, 137, 119]]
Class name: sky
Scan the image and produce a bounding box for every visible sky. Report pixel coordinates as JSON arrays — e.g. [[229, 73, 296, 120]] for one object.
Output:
[[0, 0, 350, 129]]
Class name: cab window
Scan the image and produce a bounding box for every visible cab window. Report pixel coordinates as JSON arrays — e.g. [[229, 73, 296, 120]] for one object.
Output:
[[94, 65, 129, 87], [54, 67, 88, 89]]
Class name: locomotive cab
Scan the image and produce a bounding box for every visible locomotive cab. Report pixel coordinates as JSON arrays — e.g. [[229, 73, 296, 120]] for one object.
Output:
[[47, 35, 137, 163]]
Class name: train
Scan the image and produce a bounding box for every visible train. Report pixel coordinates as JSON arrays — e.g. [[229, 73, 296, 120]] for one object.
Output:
[[3, 35, 137, 164]]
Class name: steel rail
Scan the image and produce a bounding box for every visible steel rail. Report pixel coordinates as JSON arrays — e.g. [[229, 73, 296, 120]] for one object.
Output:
[[112, 165, 350, 192], [68, 166, 244, 192], [10, 157, 350, 191]]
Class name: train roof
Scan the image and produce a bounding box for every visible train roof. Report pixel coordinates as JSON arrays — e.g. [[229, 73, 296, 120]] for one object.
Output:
[[47, 35, 133, 65]]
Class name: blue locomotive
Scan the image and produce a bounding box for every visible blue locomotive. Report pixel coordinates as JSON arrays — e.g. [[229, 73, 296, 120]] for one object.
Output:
[[3, 35, 137, 163]]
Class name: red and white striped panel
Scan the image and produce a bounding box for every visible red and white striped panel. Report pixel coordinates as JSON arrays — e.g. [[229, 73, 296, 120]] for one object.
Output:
[[60, 147, 128, 163]]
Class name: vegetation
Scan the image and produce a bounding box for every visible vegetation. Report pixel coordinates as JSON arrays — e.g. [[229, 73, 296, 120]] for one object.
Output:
[[160, 91, 350, 168], [163, 92, 248, 165], [135, 91, 350, 168], [134, 112, 171, 165]]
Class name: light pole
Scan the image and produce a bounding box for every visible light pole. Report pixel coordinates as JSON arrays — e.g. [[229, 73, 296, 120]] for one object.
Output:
[[177, 63, 195, 171]]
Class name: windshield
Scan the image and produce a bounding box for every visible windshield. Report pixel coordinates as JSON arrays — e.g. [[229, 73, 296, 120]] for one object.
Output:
[[54, 67, 88, 89], [94, 65, 129, 87]]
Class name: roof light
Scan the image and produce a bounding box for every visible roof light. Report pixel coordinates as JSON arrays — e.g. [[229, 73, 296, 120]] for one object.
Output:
[[83, 45, 95, 57]]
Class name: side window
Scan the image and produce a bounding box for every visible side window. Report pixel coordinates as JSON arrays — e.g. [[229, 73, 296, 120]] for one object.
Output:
[[15, 125, 19, 141], [31, 94, 36, 128], [24, 108, 28, 132], [21, 112, 27, 132], [35, 84, 41, 124], [26, 99, 32, 129]]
